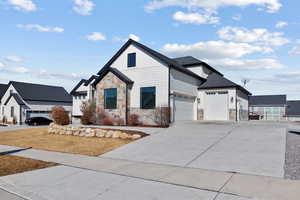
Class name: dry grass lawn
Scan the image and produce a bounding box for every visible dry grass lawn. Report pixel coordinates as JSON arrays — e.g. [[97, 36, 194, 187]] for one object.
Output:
[[0, 128, 133, 156], [0, 155, 57, 177]]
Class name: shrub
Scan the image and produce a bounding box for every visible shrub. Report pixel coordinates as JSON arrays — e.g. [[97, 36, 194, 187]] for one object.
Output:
[[51, 106, 70, 125], [12, 116, 17, 125], [128, 114, 140, 126], [154, 106, 170, 127], [102, 117, 115, 126], [80, 101, 96, 125]]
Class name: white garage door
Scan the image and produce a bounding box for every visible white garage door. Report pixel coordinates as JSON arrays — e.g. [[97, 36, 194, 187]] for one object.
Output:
[[174, 95, 195, 121], [205, 91, 229, 121], [26, 111, 51, 119]]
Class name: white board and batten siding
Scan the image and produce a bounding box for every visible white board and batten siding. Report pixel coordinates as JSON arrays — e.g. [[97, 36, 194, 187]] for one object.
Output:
[[170, 68, 203, 121], [109, 44, 169, 108]]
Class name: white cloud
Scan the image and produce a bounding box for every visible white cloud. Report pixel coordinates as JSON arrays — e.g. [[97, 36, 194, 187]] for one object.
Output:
[[38, 69, 82, 81], [3, 56, 24, 63], [86, 32, 106, 41], [6, 0, 37, 11], [162, 40, 272, 60], [0, 63, 29, 73], [207, 58, 283, 70], [173, 11, 219, 24], [275, 21, 288, 28], [73, 0, 95, 15], [17, 24, 64, 33], [129, 34, 140, 41], [218, 26, 290, 46], [0, 62, 5, 68], [232, 14, 242, 21], [297, 39, 300, 44], [113, 34, 141, 42], [145, 0, 282, 13], [289, 46, 300, 55]]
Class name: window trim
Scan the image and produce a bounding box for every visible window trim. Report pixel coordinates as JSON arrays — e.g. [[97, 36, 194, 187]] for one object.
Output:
[[140, 87, 156, 109], [127, 53, 136, 67], [10, 106, 14, 118], [104, 88, 117, 110]]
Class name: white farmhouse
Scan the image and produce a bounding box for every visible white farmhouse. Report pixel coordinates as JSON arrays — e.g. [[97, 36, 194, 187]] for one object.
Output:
[[71, 39, 251, 125]]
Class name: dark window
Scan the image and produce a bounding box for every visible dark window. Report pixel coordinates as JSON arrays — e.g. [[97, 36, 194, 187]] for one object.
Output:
[[104, 88, 117, 109], [10, 106, 14, 117], [140, 87, 156, 109], [128, 53, 136, 67]]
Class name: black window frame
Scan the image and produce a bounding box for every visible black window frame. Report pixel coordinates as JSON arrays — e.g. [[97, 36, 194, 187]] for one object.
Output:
[[127, 53, 136, 67], [104, 88, 117, 109], [140, 87, 156, 109], [10, 106, 14, 117]]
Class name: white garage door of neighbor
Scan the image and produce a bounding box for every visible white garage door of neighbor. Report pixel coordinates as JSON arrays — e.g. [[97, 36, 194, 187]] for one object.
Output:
[[26, 111, 51, 119], [174, 96, 195, 121], [205, 92, 229, 120]]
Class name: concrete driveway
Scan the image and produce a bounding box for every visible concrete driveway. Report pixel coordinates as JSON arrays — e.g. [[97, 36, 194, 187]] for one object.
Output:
[[102, 121, 287, 178]]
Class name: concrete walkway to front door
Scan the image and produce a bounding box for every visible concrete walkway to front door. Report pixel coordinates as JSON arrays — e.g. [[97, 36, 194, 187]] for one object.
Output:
[[102, 121, 287, 178]]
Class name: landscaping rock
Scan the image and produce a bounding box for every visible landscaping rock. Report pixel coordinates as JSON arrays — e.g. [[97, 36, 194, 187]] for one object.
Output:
[[120, 132, 129, 139], [86, 129, 95, 137], [131, 134, 141, 140], [96, 130, 105, 137], [105, 131, 113, 138]]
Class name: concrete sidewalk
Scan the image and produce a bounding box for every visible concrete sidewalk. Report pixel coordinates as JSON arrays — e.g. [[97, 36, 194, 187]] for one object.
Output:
[[0, 144, 299, 200]]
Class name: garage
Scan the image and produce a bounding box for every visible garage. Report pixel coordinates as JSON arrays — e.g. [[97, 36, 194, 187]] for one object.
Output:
[[204, 91, 229, 120], [173, 95, 195, 121], [26, 111, 52, 120]]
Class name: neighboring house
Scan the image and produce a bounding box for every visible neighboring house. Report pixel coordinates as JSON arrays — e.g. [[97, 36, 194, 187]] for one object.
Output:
[[286, 101, 300, 121], [249, 95, 287, 121], [0, 81, 72, 124], [71, 39, 251, 125], [70, 75, 98, 123]]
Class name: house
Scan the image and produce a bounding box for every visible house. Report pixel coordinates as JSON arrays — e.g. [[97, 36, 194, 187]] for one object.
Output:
[[0, 81, 72, 124], [286, 101, 300, 121], [70, 75, 98, 123], [249, 95, 287, 121], [71, 39, 251, 125]]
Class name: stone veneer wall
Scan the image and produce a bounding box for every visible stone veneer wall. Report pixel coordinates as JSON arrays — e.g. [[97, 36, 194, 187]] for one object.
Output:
[[229, 109, 237, 121], [129, 108, 157, 125], [96, 72, 127, 125], [197, 109, 204, 120]]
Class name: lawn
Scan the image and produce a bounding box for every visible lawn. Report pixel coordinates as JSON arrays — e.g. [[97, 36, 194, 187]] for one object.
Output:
[[0, 128, 134, 156], [0, 155, 57, 176]]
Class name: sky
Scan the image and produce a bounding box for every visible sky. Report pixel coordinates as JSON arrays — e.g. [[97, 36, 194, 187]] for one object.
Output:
[[0, 0, 299, 99]]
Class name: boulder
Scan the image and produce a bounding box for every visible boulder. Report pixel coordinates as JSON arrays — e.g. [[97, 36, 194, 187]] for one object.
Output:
[[96, 130, 105, 137], [73, 131, 80, 136], [86, 129, 95, 137], [131, 134, 141, 140], [112, 132, 120, 138], [105, 131, 113, 138], [120, 132, 129, 139]]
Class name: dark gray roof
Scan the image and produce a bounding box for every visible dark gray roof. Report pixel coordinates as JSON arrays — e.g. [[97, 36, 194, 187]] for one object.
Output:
[[4, 93, 25, 105], [172, 56, 223, 76], [97, 39, 206, 82], [9, 81, 72, 103], [84, 75, 98, 86], [0, 83, 8, 100], [249, 95, 287, 106], [93, 67, 134, 86], [198, 73, 251, 95], [286, 101, 300, 116]]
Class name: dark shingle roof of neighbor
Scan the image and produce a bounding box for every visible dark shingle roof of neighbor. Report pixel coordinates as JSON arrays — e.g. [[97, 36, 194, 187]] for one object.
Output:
[[8, 81, 72, 103], [96, 39, 206, 82], [4, 93, 26, 105], [249, 95, 287, 106], [198, 73, 251, 95], [93, 67, 134, 86], [0, 83, 8, 100], [172, 56, 223, 76], [287, 101, 300, 116]]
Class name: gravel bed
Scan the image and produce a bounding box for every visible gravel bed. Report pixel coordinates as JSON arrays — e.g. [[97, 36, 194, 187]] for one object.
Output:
[[284, 130, 300, 180]]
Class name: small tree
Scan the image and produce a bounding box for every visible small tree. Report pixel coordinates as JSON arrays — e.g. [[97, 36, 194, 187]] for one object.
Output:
[[12, 116, 17, 125], [80, 101, 96, 125], [2, 116, 7, 124], [128, 114, 140, 126], [154, 106, 170, 127], [51, 106, 70, 125]]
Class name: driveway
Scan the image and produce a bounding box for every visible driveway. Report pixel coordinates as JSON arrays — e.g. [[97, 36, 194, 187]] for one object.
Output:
[[102, 121, 287, 178]]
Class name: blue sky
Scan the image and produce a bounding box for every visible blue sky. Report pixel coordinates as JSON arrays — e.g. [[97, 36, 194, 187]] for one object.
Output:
[[0, 0, 299, 99]]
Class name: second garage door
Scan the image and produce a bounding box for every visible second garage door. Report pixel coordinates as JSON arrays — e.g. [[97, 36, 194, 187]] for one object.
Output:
[[204, 91, 229, 120], [174, 95, 195, 121]]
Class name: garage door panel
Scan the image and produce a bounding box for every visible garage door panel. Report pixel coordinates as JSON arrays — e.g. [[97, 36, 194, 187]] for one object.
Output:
[[205, 92, 228, 121], [174, 96, 195, 121]]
